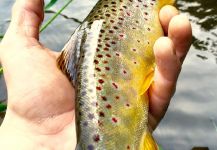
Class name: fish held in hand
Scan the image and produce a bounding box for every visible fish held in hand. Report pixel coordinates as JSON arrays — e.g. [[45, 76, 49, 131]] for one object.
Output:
[[57, 0, 174, 149]]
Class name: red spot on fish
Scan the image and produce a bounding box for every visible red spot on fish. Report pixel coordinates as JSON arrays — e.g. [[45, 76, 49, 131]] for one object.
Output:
[[116, 96, 120, 100], [109, 30, 114, 34], [113, 26, 119, 30], [123, 70, 127, 74], [93, 134, 100, 142], [94, 60, 99, 64], [106, 104, 112, 109], [103, 60, 108, 64], [122, 5, 127, 9], [119, 34, 126, 39], [101, 96, 107, 101], [105, 37, 110, 41], [100, 29, 105, 33], [95, 67, 101, 72], [97, 54, 103, 58], [127, 145, 130, 149], [112, 82, 118, 89], [132, 48, 137, 52], [105, 67, 110, 71], [106, 54, 111, 58], [110, 20, 115, 23], [105, 14, 111, 17], [126, 103, 130, 107], [126, 12, 131, 16], [104, 47, 109, 51], [105, 43, 111, 47], [111, 41, 116, 44], [118, 17, 124, 21], [112, 117, 118, 123], [96, 86, 102, 91], [98, 79, 104, 84], [99, 111, 105, 117]]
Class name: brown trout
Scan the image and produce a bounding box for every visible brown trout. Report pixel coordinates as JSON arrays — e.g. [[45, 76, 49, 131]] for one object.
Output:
[[58, 0, 174, 149]]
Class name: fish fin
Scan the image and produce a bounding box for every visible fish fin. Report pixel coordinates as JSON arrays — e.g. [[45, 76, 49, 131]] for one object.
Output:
[[57, 20, 104, 85], [140, 131, 159, 150], [159, 0, 175, 8], [139, 68, 154, 96], [57, 25, 84, 85]]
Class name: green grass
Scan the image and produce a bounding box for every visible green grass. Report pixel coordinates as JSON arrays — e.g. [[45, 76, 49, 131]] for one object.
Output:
[[0, 67, 3, 76], [40, 0, 74, 32], [0, 102, 7, 112], [44, 0, 59, 10]]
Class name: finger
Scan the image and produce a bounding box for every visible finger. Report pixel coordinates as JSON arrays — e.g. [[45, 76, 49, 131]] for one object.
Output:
[[149, 37, 181, 130], [159, 5, 179, 35], [4, 0, 44, 41], [168, 15, 192, 63]]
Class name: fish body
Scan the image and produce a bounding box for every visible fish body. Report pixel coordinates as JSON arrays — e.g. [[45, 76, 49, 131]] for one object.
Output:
[[58, 0, 174, 149]]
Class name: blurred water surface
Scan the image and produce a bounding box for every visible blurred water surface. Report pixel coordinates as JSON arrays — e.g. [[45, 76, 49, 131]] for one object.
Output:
[[0, 0, 217, 149]]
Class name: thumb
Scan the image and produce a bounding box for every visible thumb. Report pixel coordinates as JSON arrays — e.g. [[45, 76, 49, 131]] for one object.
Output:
[[3, 0, 44, 42]]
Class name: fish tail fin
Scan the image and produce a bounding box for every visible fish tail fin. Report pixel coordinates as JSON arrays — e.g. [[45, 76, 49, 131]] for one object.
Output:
[[140, 131, 159, 150], [159, 0, 175, 8]]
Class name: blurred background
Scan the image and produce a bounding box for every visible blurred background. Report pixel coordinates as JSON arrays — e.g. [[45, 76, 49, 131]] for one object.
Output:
[[0, 0, 217, 149]]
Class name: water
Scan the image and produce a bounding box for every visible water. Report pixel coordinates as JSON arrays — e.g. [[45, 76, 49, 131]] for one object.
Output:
[[0, 0, 217, 149]]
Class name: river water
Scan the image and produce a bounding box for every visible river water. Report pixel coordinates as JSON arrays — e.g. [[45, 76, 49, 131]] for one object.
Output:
[[0, 0, 217, 150]]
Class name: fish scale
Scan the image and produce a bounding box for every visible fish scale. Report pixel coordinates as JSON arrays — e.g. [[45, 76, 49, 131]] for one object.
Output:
[[57, 0, 174, 149]]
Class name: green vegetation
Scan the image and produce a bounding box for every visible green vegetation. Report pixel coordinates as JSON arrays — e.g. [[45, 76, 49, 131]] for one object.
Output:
[[0, 67, 2, 76], [0, 102, 7, 112], [40, 0, 73, 32], [44, 0, 59, 10]]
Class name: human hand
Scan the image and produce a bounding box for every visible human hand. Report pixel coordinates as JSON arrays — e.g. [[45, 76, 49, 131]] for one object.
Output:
[[148, 6, 192, 130], [0, 0, 191, 149], [0, 0, 76, 149]]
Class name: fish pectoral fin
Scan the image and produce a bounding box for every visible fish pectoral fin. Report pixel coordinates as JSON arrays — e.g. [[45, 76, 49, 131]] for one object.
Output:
[[139, 131, 159, 150], [139, 68, 154, 96], [57, 25, 84, 85], [57, 20, 104, 85]]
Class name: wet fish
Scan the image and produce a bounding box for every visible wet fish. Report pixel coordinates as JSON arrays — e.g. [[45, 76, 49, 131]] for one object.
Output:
[[58, 0, 174, 149]]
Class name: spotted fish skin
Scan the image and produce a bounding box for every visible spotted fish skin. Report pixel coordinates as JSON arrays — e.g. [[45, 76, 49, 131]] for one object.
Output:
[[58, 0, 174, 149]]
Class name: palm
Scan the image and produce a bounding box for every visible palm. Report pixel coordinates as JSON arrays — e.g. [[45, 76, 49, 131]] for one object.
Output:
[[0, 40, 77, 148]]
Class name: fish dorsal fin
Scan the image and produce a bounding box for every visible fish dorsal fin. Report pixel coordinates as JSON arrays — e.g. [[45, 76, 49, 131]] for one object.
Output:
[[57, 20, 104, 85], [159, 0, 175, 8]]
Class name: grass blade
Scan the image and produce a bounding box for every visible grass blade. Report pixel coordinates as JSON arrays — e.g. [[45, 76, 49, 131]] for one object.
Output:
[[0, 67, 3, 76], [0, 103, 7, 112], [45, 0, 58, 10], [40, 0, 73, 32]]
